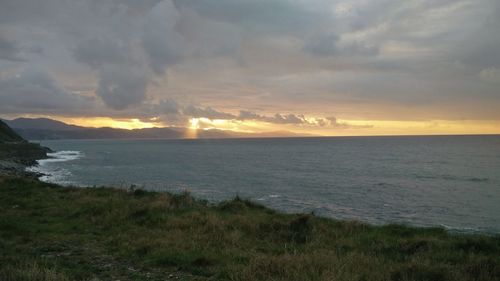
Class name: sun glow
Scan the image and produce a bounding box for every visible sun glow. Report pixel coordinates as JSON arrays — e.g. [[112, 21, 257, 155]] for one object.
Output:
[[8, 114, 500, 136], [187, 117, 266, 133], [54, 117, 161, 130], [189, 118, 200, 129], [184, 117, 500, 136]]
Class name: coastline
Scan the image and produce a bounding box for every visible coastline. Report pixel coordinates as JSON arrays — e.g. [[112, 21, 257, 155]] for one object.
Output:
[[11, 148, 500, 236], [0, 142, 51, 178], [1, 175, 499, 280], [1, 137, 499, 280]]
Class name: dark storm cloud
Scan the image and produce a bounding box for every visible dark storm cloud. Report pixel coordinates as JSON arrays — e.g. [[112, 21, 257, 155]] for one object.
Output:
[[452, 2, 500, 70], [0, 68, 94, 113], [0, 0, 499, 122], [303, 35, 340, 57], [96, 66, 148, 110], [1, 0, 181, 111], [157, 99, 181, 115], [73, 37, 128, 68], [0, 36, 24, 61], [303, 34, 378, 57], [72, 34, 150, 109], [172, 0, 325, 35], [142, 0, 184, 74]]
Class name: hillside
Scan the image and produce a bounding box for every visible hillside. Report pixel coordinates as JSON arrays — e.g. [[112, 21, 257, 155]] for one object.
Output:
[[0, 120, 24, 142], [0, 121, 49, 173], [3, 117, 84, 131], [0, 177, 499, 281]]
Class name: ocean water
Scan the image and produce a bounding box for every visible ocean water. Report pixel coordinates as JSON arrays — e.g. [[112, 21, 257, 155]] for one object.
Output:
[[30, 136, 500, 233]]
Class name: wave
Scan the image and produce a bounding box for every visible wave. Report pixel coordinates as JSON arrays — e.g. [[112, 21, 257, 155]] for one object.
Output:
[[26, 151, 84, 185], [415, 174, 489, 183], [466, 177, 489, 182], [439, 224, 485, 235], [39, 151, 83, 164], [256, 194, 282, 201]]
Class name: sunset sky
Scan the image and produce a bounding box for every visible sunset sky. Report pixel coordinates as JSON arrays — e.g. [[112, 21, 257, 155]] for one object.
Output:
[[1, 0, 500, 136]]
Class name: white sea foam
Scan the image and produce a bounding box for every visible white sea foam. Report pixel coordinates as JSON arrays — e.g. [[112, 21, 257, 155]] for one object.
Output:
[[439, 224, 483, 234], [41, 151, 83, 163], [257, 194, 282, 201], [26, 151, 84, 185]]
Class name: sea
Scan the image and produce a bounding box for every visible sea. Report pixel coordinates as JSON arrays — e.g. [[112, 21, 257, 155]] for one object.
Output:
[[28, 135, 500, 234]]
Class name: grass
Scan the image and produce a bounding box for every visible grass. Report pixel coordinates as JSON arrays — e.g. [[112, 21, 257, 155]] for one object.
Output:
[[0, 176, 499, 281]]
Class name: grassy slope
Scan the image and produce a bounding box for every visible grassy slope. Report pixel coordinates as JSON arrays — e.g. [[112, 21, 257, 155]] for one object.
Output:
[[0, 120, 24, 142], [0, 120, 49, 166], [0, 177, 499, 281]]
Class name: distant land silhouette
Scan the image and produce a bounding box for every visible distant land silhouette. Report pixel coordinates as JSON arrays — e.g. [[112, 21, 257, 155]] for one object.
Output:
[[2, 118, 312, 140]]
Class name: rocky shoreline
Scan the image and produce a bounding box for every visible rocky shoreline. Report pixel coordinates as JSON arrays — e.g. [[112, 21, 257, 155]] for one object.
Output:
[[0, 143, 51, 178], [0, 120, 52, 178]]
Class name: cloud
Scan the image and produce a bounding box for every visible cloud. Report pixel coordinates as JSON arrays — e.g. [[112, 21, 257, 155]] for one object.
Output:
[[72, 33, 151, 110], [326, 117, 372, 129], [172, 0, 326, 35], [140, 103, 324, 127], [142, 0, 185, 74], [138, 102, 368, 129], [237, 110, 266, 121], [238, 110, 306, 124], [0, 36, 24, 61], [183, 105, 236, 120], [479, 67, 500, 83], [237, 110, 371, 128], [1, 0, 500, 124], [304, 37, 380, 59], [303, 34, 339, 57], [96, 66, 148, 110], [64, 0, 243, 110], [0, 68, 94, 113], [236, 111, 372, 128], [73, 37, 128, 68], [158, 99, 181, 115]]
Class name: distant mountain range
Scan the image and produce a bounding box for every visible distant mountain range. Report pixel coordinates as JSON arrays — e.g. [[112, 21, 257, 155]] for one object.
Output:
[[2, 118, 311, 140]]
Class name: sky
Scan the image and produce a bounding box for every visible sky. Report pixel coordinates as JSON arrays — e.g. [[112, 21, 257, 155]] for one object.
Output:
[[1, 0, 500, 136]]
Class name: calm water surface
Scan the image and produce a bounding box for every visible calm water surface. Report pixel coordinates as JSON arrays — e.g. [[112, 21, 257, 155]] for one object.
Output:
[[32, 136, 500, 233]]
